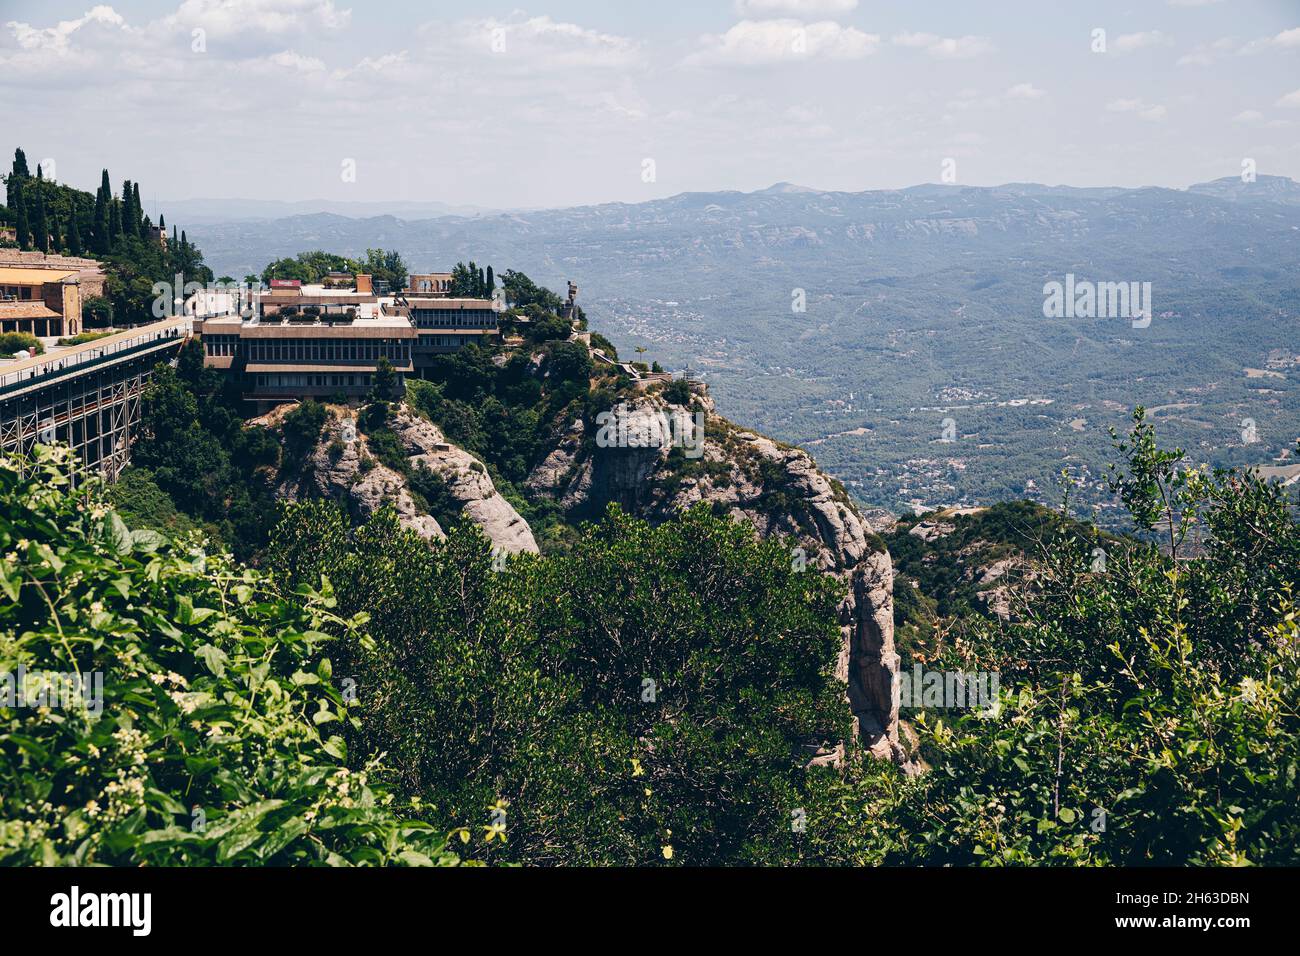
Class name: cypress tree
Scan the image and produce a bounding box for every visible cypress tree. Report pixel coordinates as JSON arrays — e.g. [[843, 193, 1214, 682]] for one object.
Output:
[[7, 149, 28, 211], [67, 214, 82, 256], [486, 265, 494, 293], [121, 180, 133, 235], [93, 173, 110, 254], [49, 212, 62, 253], [132, 182, 143, 236], [33, 193, 48, 253], [13, 182, 29, 250], [159, 213, 165, 230], [108, 199, 122, 243]]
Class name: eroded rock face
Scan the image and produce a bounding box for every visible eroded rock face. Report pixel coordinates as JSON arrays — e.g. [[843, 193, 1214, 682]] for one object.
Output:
[[525, 393, 903, 762], [275, 404, 538, 555], [268, 393, 901, 761], [385, 409, 538, 555]]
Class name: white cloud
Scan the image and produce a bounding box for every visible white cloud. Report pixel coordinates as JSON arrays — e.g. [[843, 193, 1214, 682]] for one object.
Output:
[[1005, 82, 1045, 100], [1114, 31, 1173, 54], [891, 31, 994, 59], [689, 19, 880, 66], [164, 0, 350, 37], [263, 49, 325, 72], [1277, 89, 1300, 108], [734, 0, 858, 14], [1107, 98, 1167, 121], [445, 15, 640, 70], [1232, 109, 1264, 124], [1176, 37, 1237, 66], [6, 4, 125, 52], [331, 50, 413, 81], [1271, 27, 1300, 48]]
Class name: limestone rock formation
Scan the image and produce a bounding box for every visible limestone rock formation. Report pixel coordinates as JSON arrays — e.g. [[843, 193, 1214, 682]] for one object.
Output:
[[525, 391, 905, 762], [272, 404, 538, 555]]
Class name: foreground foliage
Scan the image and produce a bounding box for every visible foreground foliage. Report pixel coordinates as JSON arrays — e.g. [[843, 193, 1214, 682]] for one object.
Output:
[[271, 502, 847, 865], [0, 449, 460, 866], [803, 410, 1300, 865]]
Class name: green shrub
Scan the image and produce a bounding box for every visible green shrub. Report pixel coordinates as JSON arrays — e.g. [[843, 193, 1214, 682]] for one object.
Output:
[[0, 448, 462, 866], [0, 332, 42, 358], [803, 411, 1300, 866], [56, 330, 113, 347]]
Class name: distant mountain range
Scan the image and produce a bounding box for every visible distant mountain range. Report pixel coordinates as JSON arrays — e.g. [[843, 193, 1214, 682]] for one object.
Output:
[[188, 176, 1300, 519], [158, 197, 500, 224]]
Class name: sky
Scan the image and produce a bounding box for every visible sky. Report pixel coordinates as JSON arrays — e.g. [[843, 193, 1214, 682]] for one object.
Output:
[[2, 0, 1299, 211]]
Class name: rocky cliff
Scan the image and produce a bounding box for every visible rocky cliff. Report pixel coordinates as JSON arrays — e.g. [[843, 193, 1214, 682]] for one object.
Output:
[[524, 390, 904, 762], [258, 402, 538, 555], [257, 388, 903, 762]]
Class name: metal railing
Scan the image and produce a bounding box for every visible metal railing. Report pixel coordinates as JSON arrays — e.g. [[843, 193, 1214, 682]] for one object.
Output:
[[0, 316, 189, 395]]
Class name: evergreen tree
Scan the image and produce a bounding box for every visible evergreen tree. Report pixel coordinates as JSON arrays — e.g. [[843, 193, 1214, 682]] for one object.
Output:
[[66, 214, 82, 256], [132, 182, 143, 236], [108, 198, 122, 243], [93, 172, 110, 254], [6, 148, 28, 212], [33, 192, 48, 253], [49, 212, 62, 254], [122, 180, 134, 236], [13, 182, 29, 250], [486, 265, 494, 294], [36, 164, 43, 181], [159, 212, 165, 230]]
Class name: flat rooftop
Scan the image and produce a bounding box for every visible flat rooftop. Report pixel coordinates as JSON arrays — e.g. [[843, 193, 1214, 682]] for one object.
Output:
[[201, 314, 415, 337], [0, 267, 78, 285]]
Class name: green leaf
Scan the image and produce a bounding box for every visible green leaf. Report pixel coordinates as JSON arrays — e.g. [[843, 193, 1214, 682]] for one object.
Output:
[[107, 512, 132, 555], [195, 644, 228, 678]]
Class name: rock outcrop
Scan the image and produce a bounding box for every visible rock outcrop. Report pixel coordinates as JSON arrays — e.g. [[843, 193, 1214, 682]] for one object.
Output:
[[262, 390, 903, 762], [271, 404, 538, 555], [526, 391, 905, 762]]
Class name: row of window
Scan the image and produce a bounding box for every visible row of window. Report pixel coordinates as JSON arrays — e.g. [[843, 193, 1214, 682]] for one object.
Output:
[[251, 372, 395, 389], [417, 334, 480, 348], [411, 308, 498, 329], [240, 338, 411, 363], [206, 334, 239, 356]]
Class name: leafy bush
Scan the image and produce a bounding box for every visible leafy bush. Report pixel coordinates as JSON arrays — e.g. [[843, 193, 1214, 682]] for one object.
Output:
[[802, 411, 1300, 866], [56, 330, 113, 347], [0, 448, 461, 866], [0, 332, 42, 357], [280, 399, 328, 469], [662, 378, 692, 406], [269, 501, 848, 865]]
